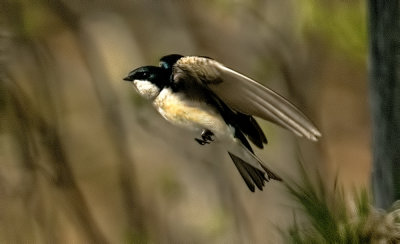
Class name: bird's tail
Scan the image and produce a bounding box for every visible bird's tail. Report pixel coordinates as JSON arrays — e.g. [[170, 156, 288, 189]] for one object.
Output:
[[228, 152, 281, 192]]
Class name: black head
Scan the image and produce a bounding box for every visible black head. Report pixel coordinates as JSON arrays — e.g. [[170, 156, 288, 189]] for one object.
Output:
[[123, 66, 168, 99], [159, 54, 184, 70], [123, 66, 161, 82]]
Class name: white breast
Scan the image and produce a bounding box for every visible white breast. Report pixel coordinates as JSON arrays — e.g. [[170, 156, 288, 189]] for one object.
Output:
[[153, 88, 234, 139], [133, 79, 160, 99]]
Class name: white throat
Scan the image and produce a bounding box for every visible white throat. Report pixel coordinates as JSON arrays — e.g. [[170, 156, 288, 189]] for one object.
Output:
[[133, 79, 160, 99]]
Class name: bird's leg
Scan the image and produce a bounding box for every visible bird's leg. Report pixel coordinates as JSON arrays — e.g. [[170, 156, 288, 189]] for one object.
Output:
[[201, 129, 214, 142], [195, 138, 208, 145], [194, 129, 214, 145]]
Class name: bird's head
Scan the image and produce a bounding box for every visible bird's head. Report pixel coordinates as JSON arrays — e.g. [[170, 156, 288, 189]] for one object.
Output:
[[123, 66, 167, 100], [159, 54, 183, 70]]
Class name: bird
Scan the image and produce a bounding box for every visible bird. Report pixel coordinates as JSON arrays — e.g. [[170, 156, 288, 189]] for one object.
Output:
[[123, 54, 321, 192]]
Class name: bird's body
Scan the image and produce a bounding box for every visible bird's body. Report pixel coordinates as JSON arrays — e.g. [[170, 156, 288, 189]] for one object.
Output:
[[154, 87, 229, 136], [153, 86, 268, 174], [124, 54, 321, 191]]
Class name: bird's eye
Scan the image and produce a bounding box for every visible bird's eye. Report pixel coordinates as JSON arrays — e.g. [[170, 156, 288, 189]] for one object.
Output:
[[142, 72, 148, 78], [160, 61, 169, 69]]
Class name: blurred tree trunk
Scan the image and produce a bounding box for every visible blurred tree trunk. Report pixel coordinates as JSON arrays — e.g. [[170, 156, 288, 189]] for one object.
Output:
[[368, 0, 400, 209]]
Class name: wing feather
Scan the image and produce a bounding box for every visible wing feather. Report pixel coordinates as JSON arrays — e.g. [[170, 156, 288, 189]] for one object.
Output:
[[216, 64, 321, 140], [174, 56, 321, 141]]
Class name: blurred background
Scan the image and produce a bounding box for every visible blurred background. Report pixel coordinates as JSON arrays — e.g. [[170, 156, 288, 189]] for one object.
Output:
[[0, 0, 368, 243]]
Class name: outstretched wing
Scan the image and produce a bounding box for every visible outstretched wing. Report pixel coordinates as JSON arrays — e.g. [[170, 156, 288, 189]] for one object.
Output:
[[172, 56, 321, 141]]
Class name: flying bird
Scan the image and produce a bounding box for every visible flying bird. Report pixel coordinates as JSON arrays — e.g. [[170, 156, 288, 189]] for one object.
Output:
[[123, 54, 321, 192]]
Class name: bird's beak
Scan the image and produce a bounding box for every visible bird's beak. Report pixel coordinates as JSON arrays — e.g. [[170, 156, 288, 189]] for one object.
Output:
[[123, 76, 132, 82]]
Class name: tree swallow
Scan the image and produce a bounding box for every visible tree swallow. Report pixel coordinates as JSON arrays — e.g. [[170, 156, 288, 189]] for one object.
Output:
[[123, 54, 321, 192]]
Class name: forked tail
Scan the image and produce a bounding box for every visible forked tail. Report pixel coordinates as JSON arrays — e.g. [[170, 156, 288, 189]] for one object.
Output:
[[228, 152, 282, 192]]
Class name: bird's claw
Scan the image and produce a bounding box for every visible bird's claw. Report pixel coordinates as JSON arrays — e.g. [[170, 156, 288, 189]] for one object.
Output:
[[201, 129, 214, 142], [195, 130, 214, 145], [195, 138, 209, 145]]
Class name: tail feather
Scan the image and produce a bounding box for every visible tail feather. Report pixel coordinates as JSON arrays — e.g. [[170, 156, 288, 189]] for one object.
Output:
[[229, 153, 257, 192], [228, 152, 281, 192], [259, 162, 283, 181]]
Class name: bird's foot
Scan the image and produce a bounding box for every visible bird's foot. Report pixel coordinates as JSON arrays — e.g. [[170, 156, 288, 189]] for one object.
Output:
[[201, 129, 214, 142], [195, 138, 209, 145], [195, 129, 214, 145]]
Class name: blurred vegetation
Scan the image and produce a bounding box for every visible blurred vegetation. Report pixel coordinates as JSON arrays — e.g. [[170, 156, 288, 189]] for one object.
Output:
[[0, 0, 369, 243], [283, 164, 400, 243], [300, 0, 366, 63]]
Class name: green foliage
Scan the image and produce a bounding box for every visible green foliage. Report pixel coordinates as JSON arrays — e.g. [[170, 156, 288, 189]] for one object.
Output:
[[300, 0, 367, 64], [282, 163, 400, 243], [17, 0, 62, 38]]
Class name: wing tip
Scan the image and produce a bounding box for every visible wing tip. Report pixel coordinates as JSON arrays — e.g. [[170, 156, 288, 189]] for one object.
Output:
[[305, 129, 322, 142], [292, 126, 322, 142]]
